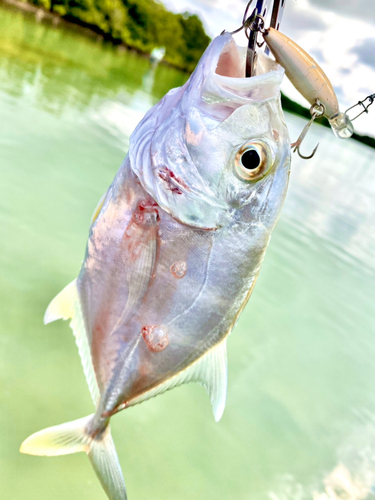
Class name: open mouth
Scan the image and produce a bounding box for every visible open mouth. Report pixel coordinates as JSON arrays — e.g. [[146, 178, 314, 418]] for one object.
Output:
[[202, 32, 283, 104], [215, 37, 246, 79]]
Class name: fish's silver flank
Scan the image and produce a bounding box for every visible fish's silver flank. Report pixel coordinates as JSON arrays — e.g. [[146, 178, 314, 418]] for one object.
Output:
[[21, 32, 291, 500]]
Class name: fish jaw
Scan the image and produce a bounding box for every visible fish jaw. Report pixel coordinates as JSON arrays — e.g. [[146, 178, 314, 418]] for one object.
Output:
[[129, 32, 289, 230]]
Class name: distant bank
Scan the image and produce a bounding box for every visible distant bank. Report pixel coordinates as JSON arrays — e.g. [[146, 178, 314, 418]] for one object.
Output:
[[0, 0, 210, 73], [1, 0, 374, 149]]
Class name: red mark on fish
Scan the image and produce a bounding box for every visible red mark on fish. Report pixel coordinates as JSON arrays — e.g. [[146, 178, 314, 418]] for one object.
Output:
[[158, 167, 190, 195], [125, 201, 159, 237], [170, 261, 187, 278], [123, 200, 159, 262], [141, 325, 169, 352], [139, 199, 159, 211]]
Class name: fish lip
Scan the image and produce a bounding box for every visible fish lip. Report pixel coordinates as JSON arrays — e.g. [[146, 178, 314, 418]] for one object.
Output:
[[214, 32, 246, 79], [203, 32, 284, 99]]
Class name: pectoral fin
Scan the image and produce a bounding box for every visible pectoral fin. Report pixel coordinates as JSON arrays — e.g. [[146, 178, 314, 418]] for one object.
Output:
[[103, 206, 159, 336], [128, 339, 228, 421], [78, 200, 160, 390]]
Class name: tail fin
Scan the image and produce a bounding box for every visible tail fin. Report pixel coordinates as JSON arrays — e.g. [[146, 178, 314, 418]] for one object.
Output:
[[20, 415, 127, 500]]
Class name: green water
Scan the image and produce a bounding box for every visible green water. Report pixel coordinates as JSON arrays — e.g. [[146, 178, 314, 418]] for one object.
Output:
[[1, 6, 375, 500]]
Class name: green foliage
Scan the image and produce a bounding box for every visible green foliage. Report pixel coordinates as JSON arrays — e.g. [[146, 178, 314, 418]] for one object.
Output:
[[30, 0, 51, 10], [25, 0, 210, 71], [39, 0, 52, 10], [178, 13, 210, 69]]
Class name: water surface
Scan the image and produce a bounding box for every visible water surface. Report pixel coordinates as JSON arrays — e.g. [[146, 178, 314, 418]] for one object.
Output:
[[1, 6, 375, 500]]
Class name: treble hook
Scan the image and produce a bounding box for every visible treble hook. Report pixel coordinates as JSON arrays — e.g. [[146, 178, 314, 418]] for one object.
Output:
[[226, 1, 268, 76], [230, 0, 283, 36], [229, 0, 255, 35], [291, 100, 325, 159], [230, 2, 265, 37]]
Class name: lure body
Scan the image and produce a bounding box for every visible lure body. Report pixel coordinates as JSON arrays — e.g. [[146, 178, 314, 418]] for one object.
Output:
[[264, 27, 354, 139], [264, 27, 339, 118]]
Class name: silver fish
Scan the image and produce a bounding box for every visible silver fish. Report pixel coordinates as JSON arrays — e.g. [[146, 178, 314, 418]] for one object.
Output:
[[21, 32, 291, 500]]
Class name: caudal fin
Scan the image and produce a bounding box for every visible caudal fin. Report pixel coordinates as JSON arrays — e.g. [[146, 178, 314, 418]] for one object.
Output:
[[20, 415, 127, 500]]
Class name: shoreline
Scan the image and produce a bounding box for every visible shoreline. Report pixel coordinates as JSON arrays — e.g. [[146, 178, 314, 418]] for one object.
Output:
[[1, 0, 374, 148], [0, 0, 187, 71]]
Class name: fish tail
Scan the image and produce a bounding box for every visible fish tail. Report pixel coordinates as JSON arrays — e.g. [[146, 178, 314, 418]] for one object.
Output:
[[20, 415, 127, 500]]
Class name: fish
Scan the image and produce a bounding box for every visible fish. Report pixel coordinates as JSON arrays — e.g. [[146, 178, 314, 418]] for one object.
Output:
[[20, 32, 291, 500]]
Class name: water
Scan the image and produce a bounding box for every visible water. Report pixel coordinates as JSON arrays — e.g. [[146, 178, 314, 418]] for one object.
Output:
[[1, 5, 375, 500]]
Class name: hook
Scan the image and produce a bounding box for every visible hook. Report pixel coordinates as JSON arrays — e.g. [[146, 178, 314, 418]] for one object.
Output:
[[229, 1, 265, 37], [292, 138, 319, 160], [291, 100, 325, 160], [225, 0, 266, 76], [229, 0, 254, 35]]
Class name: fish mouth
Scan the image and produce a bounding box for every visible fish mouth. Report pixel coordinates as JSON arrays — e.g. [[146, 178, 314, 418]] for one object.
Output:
[[201, 32, 284, 104], [215, 36, 246, 79]]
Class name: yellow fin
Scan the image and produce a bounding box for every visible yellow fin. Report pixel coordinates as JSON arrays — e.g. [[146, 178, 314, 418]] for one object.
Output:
[[44, 280, 77, 324], [20, 415, 128, 500], [20, 414, 93, 456]]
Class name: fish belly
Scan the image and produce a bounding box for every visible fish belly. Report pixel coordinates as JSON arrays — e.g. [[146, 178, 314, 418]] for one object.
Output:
[[78, 162, 268, 416]]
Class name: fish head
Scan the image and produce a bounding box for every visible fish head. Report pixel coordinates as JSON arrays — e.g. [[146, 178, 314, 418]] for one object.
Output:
[[130, 32, 291, 230]]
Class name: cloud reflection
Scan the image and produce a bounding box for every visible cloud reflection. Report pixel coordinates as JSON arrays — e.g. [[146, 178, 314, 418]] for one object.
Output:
[[269, 408, 375, 500]]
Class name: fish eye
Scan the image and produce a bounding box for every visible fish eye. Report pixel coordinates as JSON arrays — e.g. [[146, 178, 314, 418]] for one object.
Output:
[[235, 142, 272, 181], [241, 149, 260, 170]]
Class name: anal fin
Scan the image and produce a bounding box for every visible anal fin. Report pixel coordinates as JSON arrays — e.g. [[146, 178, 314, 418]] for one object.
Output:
[[128, 339, 228, 422], [44, 280, 100, 404]]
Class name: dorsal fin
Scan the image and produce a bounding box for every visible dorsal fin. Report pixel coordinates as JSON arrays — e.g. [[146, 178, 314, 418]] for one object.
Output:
[[44, 280, 100, 404], [128, 339, 228, 422]]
